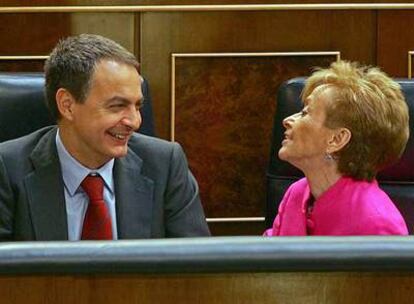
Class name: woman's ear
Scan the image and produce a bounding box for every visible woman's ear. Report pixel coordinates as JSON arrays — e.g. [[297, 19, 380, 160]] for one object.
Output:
[[327, 128, 352, 154], [56, 88, 76, 121]]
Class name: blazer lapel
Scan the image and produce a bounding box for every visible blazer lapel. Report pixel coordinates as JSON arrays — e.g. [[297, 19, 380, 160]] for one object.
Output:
[[24, 128, 68, 240], [114, 149, 154, 239]]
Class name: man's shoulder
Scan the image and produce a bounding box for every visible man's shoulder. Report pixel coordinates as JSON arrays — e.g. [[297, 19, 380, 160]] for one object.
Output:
[[128, 133, 178, 157], [0, 126, 56, 157]]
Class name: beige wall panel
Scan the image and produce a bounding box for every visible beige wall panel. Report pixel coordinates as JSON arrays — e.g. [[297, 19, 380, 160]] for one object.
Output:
[[70, 13, 136, 53], [140, 10, 375, 139]]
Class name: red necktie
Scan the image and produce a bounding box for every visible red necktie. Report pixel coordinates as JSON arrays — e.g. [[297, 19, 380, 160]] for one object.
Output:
[[81, 175, 113, 240]]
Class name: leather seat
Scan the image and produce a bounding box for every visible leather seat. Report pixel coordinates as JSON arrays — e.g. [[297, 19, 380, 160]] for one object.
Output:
[[266, 77, 414, 233], [0, 72, 155, 143]]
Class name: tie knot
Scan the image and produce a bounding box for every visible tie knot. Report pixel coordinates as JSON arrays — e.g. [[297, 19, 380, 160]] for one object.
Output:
[[81, 175, 104, 202]]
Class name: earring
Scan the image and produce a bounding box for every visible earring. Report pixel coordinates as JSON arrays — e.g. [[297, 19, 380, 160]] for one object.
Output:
[[324, 153, 334, 161]]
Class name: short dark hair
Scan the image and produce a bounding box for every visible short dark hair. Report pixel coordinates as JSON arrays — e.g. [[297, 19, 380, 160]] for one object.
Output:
[[303, 60, 409, 181], [44, 34, 139, 120]]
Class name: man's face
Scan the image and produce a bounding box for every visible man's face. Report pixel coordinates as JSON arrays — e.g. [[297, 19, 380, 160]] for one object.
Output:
[[63, 59, 142, 169]]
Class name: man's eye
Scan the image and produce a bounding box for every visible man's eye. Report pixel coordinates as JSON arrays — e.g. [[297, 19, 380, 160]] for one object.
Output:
[[300, 110, 308, 116]]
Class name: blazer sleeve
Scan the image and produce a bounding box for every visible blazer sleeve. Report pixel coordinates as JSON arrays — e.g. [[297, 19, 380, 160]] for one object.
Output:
[[163, 142, 211, 237], [0, 155, 14, 240], [263, 183, 294, 237]]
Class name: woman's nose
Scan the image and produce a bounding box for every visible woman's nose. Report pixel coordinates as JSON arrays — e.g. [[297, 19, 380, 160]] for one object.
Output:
[[282, 113, 297, 128]]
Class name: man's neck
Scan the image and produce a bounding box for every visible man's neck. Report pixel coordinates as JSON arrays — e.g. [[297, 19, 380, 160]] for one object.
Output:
[[58, 124, 108, 169]]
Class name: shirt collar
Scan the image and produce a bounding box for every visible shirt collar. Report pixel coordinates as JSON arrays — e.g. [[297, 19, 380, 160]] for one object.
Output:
[[55, 129, 115, 197]]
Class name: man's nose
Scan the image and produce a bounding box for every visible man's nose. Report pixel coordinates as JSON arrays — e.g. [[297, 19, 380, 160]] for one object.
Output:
[[122, 107, 142, 130]]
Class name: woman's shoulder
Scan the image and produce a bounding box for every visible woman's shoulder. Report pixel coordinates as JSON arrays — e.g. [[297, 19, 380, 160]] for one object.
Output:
[[342, 177, 408, 234], [282, 177, 310, 205], [289, 177, 309, 190], [341, 177, 387, 200]]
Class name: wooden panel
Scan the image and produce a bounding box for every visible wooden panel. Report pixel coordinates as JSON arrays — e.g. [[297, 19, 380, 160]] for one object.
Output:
[[0, 6, 378, 235], [208, 221, 266, 236], [140, 10, 375, 234], [70, 13, 137, 53], [0, 12, 137, 70], [1, 0, 410, 5], [173, 54, 337, 218], [0, 14, 70, 56], [377, 10, 414, 77], [0, 59, 46, 72], [0, 272, 414, 304], [141, 10, 375, 140]]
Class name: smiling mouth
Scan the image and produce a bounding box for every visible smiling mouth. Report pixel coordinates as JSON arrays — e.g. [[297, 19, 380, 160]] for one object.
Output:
[[108, 131, 132, 141], [115, 134, 126, 140]]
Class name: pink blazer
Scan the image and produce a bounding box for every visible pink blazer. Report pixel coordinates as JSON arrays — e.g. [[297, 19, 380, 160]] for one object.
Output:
[[264, 177, 408, 236]]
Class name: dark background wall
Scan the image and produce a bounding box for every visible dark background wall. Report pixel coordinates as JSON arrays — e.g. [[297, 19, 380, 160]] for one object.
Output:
[[1, 1, 413, 235]]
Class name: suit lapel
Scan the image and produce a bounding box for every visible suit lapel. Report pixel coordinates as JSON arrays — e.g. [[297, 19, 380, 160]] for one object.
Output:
[[114, 149, 154, 239], [24, 128, 68, 240]]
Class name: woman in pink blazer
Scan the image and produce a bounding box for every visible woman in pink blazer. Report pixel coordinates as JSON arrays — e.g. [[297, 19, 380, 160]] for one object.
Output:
[[265, 60, 409, 236]]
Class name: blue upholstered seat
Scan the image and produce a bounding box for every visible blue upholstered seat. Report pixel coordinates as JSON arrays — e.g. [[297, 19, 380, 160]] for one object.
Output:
[[0, 72, 155, 143]]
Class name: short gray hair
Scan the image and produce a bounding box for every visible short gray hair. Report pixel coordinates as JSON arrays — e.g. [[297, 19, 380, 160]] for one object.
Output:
[[44, 34, 139, 120]]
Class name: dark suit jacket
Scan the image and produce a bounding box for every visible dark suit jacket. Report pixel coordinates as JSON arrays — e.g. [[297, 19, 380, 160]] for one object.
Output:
[[0, 126, 210, 240]]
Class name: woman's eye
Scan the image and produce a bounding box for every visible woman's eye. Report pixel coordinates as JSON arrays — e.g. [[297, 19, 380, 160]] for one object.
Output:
[[300, 110, 308, 117], [135, 102, 144, 111]]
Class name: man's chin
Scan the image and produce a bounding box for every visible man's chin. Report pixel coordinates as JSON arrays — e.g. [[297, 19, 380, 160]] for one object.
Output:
[[109, 146, 129, 159]]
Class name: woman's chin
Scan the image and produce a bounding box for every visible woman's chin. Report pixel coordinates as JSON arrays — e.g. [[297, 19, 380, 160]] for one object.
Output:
[[278, 148, 289, 161]]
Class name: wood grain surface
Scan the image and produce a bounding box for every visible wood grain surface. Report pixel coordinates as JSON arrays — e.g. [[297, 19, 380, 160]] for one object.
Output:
[[0, 272, 413, 304]]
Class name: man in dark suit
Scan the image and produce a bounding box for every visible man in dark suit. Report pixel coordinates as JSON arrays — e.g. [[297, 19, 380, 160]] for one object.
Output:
[[0, 34, 210, 240]]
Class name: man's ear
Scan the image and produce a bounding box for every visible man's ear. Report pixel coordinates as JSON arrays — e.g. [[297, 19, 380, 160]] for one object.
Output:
[[56, 88, 76, 121], [327, 128, 352, 154]]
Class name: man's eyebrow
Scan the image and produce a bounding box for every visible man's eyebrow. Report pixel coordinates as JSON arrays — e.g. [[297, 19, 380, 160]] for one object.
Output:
[[104, 96, 143, 104], [104, 96, 130, 104]]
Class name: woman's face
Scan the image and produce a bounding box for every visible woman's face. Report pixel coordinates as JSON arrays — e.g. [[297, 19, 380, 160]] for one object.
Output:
[[278, 85, 337, 171]]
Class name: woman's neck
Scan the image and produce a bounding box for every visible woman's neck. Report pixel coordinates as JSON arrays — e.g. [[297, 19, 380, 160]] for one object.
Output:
[[304, 167, 342, 200]]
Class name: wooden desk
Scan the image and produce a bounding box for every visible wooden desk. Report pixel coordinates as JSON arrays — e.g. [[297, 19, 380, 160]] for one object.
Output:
[[1, 237, 413, 304]]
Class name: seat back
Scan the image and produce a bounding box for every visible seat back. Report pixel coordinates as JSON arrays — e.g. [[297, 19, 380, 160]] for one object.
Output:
[[0, 72, 155, 142], [266, 77, 414, 233]]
